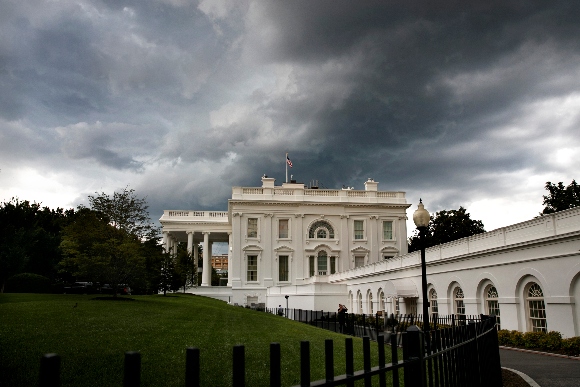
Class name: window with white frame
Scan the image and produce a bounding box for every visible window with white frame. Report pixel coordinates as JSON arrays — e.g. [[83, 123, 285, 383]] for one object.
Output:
[[406, 298, 417, 315], [354, 220, 364, 240], [383, 221, 393, 240], [354, 255, 365, 268], [394, 298, 400, 315], [368, 292, 373, 314], [384, 255, 394, 260], [430, 289, 438, 317], [309, 256, 315, 277], [485, 285, 501, 329], [330, 256, 336, 274], [358, 292, 363, 313], [278, 219, 289, 239], [247, 255, 257, 282], [278, 255, 289, 282], [317, 251, 328, 275], [379, 290, 385, 312], [308, 221, 334, 239], [454, 287, 465, 316], [247, 218, 258, 238], [526, 282, 547, 332]]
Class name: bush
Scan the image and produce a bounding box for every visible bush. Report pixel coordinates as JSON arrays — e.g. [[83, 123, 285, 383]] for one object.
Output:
[[562, 337, 580, 357], [509, 330, 525, 347], [540, 331, 562, 351], [523, 331, 545, 349], [497, 330, 511, 346], [5, 273, 52, 293]]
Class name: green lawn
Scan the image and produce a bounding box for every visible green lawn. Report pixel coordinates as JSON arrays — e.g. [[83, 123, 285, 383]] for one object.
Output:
[[0, 294, 399, 386]]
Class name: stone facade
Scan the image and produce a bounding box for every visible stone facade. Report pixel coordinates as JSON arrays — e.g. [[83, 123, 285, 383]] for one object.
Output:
[[160, 176, 580, 337]]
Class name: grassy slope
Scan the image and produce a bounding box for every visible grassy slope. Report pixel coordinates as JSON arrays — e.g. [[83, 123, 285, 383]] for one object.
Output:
[[0, 294, 396, 386]]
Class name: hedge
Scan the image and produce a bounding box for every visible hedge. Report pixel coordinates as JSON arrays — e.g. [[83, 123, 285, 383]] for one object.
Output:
[[498, 329, 579, 356]]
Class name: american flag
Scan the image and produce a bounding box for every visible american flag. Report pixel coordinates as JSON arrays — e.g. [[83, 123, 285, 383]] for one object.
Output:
[[286, 155, 293, 168]]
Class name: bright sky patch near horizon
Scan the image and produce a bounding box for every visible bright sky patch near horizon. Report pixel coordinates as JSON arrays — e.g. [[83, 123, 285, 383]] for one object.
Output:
[[1, 1, 578, 241]]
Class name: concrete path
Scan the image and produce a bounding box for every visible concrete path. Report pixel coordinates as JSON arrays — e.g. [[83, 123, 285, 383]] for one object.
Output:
[[499, 348, 580, 387]]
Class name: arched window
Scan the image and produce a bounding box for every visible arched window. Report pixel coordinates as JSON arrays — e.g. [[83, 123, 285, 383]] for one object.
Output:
[[429, 289, 438, 318], [454, 287, 465, 316], [368, 291, 373, 314], [317, 251, 327, 275], [308, 221, 335, 239], [348, 291, 353, 311], [526, 282, 547, 332], [485, 285, 501, 329], [358, 292, 363, 314], [378, 290, 385, 313]]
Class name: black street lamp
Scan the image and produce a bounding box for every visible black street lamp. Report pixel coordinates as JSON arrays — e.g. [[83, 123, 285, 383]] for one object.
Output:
[[285, 295, 289, 318], [413, 199, 431, 332]]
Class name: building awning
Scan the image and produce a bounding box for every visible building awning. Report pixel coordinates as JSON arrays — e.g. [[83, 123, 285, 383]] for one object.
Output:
[[383, 279, 419, 298]]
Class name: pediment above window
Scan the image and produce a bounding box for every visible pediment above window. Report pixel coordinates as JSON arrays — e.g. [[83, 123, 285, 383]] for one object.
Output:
[[274, 245, 294, 252], [242, 244, 263, 251], [305, 243, 340, 253], [350, 246, 371, 253], [380, 246, 399, 253]]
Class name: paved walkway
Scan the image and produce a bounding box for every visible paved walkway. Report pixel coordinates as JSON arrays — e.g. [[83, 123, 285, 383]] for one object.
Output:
[[499, 348, 580, 387]]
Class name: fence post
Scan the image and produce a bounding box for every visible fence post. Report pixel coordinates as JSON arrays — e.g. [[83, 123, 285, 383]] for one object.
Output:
[[390, 335, 399, 387], [185, 347, 200, 387], [402, 325, 425, 387], [233, 345, 245, 387], [345, 338, 354, 387], [270, 343, 281, 387], [124, 351, 141, 387], [325, 339, 334, 382], [300, 341, 310, 387], [377, 334, 386, 387], [39, 353, 60, 387]]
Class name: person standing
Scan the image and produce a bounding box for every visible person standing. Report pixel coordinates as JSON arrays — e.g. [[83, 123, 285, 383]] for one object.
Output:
[[338, 304, 348, 333]]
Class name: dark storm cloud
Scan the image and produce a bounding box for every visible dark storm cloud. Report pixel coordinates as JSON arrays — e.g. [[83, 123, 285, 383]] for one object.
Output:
[[1, 0, 579, 230]]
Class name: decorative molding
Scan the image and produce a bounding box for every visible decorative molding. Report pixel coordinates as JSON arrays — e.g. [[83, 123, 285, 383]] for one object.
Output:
[[340, 214, 350, 219], [232, 212, 241, 217], [320, 214, 325, 218], [264, 213, 274, 217], [370, 215, 379, 219]]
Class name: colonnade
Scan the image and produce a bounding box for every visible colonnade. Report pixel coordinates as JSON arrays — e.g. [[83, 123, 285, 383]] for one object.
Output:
[[162, 231, 232, 287]]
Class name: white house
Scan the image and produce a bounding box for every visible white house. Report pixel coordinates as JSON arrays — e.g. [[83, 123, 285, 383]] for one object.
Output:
[[160, 175, 580, 338]]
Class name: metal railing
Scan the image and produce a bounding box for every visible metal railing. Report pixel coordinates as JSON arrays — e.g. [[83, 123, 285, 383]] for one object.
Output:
[[38, 314, 501, 387]]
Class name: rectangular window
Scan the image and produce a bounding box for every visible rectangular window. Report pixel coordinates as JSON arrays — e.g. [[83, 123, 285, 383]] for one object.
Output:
[[487, 300, 501, 329], [330, 257, 336, 274], [456, 300, 465, 316], [407, 298, 417, 315], [247, 218, 258, 238], [309, 256, 315, 277], [247, 255, 257, 281], [355, 256, 365, 268], [279, 255, 289, 282], [318, 255, 327, 275], [384, 255, 394, 260], [383, 221, 393, 240], [431, 300, 438, 315], [278, 219, 289, 238], [529, 300, 547, 332], [395, 298, 400, 314], [354, 220, 364, 240]]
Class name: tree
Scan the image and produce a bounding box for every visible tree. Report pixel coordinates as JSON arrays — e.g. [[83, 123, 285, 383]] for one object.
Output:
[[60, 208, 146, 297], [408, 206, 485, 252], [88, 187, 158, 240], [540, 180, 580, 215]]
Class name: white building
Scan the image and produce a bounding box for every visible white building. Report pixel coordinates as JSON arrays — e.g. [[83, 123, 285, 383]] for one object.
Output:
[[160, 176, 580, 338]]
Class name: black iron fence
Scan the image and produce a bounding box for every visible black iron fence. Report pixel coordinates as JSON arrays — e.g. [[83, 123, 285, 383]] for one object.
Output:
[[38, 315, 501, 387]]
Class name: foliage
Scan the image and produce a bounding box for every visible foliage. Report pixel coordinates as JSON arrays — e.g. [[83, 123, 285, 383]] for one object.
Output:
[[5, 273, 52, 293], [88, 186, 158, 241], [523, 331, 544, 349], [0, 294, 390, 387], [497, 329, 511, 346], [540, 179, 580, 215], [509, 330, 525, 347], [540, 331, 562, 351], [59, 208, 146, 297], [562, 337, 580, 356], [408, 206, 485, 252]]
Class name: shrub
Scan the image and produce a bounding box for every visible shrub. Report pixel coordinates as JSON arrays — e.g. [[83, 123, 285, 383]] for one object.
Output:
[[509, 330, 525, 347], [5, 273, 52, 293], [540, 331, 562, 351], [523, 331, 545, 349], [562, 337, 580, 357], [497, 330, 511, 346]]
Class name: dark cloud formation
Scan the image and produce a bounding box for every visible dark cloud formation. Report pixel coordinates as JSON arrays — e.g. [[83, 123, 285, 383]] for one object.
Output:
[[1, 0, 579, 233]]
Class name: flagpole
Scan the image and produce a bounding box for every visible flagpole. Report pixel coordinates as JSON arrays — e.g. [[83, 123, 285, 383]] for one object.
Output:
[[285, 153, 288, 183]]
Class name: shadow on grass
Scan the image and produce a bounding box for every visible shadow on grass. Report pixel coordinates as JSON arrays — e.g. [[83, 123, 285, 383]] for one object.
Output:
[[91, 297, 136, 301]]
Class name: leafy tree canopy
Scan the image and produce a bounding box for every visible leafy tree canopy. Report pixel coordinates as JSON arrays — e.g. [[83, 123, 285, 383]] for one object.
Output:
[[541, 179, 580, 215], [88, 187, 158, 240], [408, 206, 485, 252]]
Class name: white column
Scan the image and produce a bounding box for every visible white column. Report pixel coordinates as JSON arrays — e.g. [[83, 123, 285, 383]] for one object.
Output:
[[206, 241, 213, 286], [193, 241, 199, 287], [201, 232, 210, 287], [227, 232, 232, 286], [162, 232, 169, 253], [187, 231, 194, 255]]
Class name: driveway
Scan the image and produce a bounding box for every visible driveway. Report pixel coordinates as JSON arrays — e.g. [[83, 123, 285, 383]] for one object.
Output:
[[499, 348, 580, 387]]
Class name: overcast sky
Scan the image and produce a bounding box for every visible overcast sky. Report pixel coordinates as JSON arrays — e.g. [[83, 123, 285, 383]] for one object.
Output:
[[1, 0, 579, 240]]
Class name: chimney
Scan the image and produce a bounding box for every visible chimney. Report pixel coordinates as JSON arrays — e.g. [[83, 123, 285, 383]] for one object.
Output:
[[364, 178, 378, 191], [261, 175, 275, 188]]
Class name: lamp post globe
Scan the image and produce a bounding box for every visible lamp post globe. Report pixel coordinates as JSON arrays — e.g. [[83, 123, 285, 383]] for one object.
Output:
[[413, 199, 430, 332]]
